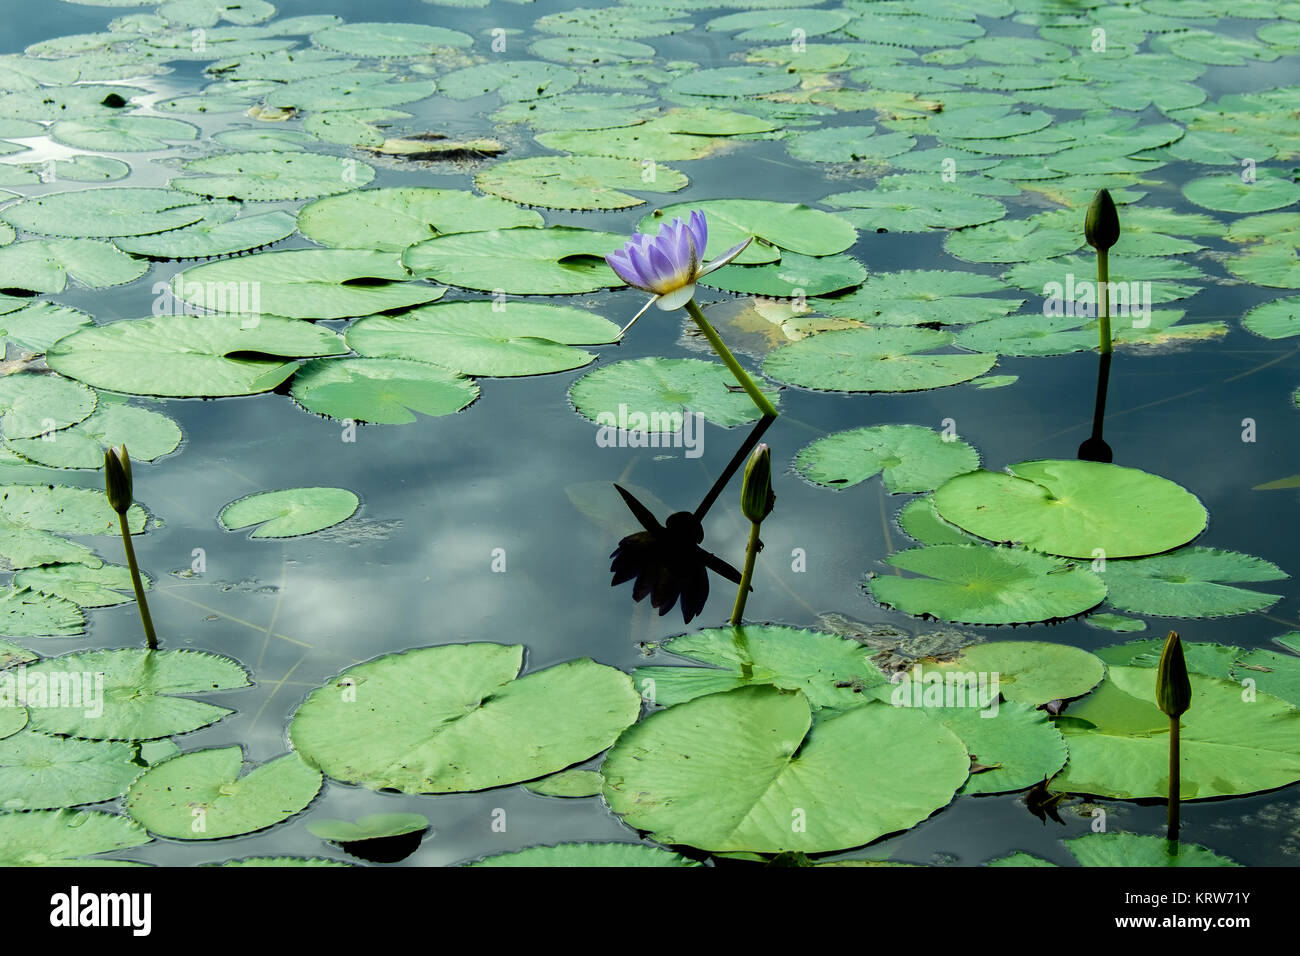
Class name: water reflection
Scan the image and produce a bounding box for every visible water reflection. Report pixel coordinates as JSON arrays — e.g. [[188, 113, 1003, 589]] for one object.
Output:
[[609, 415, 774, 623], [1077, 351, 1114, 464]]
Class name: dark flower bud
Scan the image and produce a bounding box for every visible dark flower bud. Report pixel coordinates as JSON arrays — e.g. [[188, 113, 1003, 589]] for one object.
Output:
[[1085, 188, 1120, 251], [1156, 630, 1192, 718], [104, 445, 133, 515]]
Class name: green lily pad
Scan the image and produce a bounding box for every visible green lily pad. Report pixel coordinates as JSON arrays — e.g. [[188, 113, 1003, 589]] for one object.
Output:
[[813, 270, 1018, 326], [311, 21, 473, 56], [5, 403, 181, 469], [0, 302, 93, 353], [522, 769, 604, 798], [706, 8, 852, 41], [634, 625, 888, 713], [467, 842, 698, 867], [1242, 295, 1300, 339], [0, 240, 148, 292], [909, 640, 1106, 707], [1054, 666, 1300, 800], [50, 115, 197, 151], [1232, 649, 1300, 707], [47, 314, 347, 397], [0, 588, 84, 638], [944, 210, 1082, 263], [113, 210, 297, 259], [402, 227, 626, 295], [795, 425, 979, 494], [897, 497, 980, 546], [172, 151, 374, 201], [764, 327, 997, 393], [932, 460, 1208, 559], [0, 374, 95, 439], [126, 747, 322, 840], [1084, 613, 1147, 634], [289, 643, 641, 793], [1063, 832, 1239, 867], [346, 301, 617, 377], [1182, 173, 1300, 214], [22, 648, 250, 740], [602, 685, 970, 853], [823, 188, 1007, 233], [0, 731, 143, 810], [786, 127, 917, 164], [306, 812, 428, 842], [13, 562, 147, 608], [667, 66, 799, 97], [475, 155, 687, 210], [639, 200, 858, 263], [268, 74, 435, 113], [0, 704, 25, 741], [0, 809, 150, 865], [1102, 548, 1287, 619], [569, 356, 776, 429], [290, 358, 479, 424], [1094, 638, 1241, 679], [172, 248, 443, 320], [702, 252, 867, 298], [438, 61, 579, 101], [0, 187, 211, 238], [219, 487, 359, 538], [298, 187, 543, 252], [929, 701, 1068, 795], [869, 545, 1107, 626]]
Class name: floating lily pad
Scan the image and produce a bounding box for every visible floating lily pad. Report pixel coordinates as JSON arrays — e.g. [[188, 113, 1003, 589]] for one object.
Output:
[[312, 21, 472, 56], [569, 356, 776, 429], [173, 248, 442, 320], [219, 487, 359, 538], [929, 701, 1068, 795], [1054, 666, 1300, 800], [1232, 649, 1300, 707], [634, 625, 887, 713], [0, 187, 211, 239], [290, 358, 479, 424], [439, 61, 579, 101], [47, 315, 347, 397], [796, 425, 979, 494], [0, 374, 95, 440], [467, 842, 698, 867], [823, 188, 1007, 233], [933, 460, 1207, 559], [172, 152, 374, 201], [475, 155, 687, 210], [5, 403, 181, 469], [944, 210, 1082, 263], [13, 562, 145, 608], [268, 74, 435, 113], [1102, 548, 1286, 619], [298, 187, 543, 252], [869, 546, 1107, 626], [0, 240, 148, 293], [23, 648, 249, 740], [0, 588, 84, 638], [910, 640, 1106, 707], [403, 227, 626, 294], [897, 497, 980, 547], [50, 115, 197, 152], [640, 200, 858, 264], [1084, 613, 1147, 634], [0, 809, 150, 866], [113, 210, 297, 259], [347, 301, 616, 377], [764, 327, 997, 393], [787, 127, 916, 164], [1242, 295, 1300, 339], [0, 731, 143, 810], [701, 252, 867, 298], [1183, 173, 1300, 214], [1063, 832, 1239, 867], [126, 747, 322, 840], [290, 643, 641, 793], [603, 685, 969, 853], [306, 812, 428, 842], [814, 270, 1018, 326]]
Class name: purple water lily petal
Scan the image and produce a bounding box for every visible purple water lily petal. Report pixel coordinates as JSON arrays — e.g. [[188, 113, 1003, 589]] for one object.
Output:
[[688, 210, 707, 261]]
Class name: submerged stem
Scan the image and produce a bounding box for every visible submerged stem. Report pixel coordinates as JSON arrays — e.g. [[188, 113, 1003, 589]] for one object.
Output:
[[684, 298, 779, 418], [119, 512, 157, 651], [1167, 714, 1180, 842], [730, 522, 762, 625]]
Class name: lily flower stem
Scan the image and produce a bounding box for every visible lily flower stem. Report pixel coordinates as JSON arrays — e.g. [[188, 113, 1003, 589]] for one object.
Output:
[[1097, 247, 1112, 355], [118, 512, 157, 651], [1167, 714, 1181, 842], [730, 521, 762, 625], [684, 299, 779, 418]]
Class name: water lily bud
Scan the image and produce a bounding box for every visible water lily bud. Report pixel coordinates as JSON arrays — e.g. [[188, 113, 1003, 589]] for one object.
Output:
[[104, 445, 133, 515], [1156, 630, 1192, 718], [740, 444, 775, 523], [1085, 188, 1120, 251]]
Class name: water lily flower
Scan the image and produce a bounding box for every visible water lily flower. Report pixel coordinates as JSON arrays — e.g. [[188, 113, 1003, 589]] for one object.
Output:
[[607, 212, 751, 330], [607, 210, 777, 418]]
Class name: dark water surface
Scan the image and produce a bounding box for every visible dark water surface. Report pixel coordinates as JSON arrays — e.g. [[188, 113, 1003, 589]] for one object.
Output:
[[3, 0, 1300, 866]]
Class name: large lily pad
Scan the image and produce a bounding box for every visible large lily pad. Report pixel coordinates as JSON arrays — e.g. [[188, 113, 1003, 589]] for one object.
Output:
[[475, 155, 687, 210], [289, 644, 641, 793], [0, 809, 150, 866], [569, 356, 777, 429], [869, 545, 1107, 626], [126, 747, 322, 839], [0, 187, 212, 239], [639, 199, 857, 264], [907, 640, 1106, 707], [290, 358, 479, 424], [932, 460, 1208, 559], [172, 152, 374, 201], [764, 327, 997, 393], [1101, 548, 1286, 619], [0, 731, 143, 810], [0, 240, 148, 292], [795, 425, 979, 494], [602, 685, 970, 854], [5, 403, 181, 469], [22, 648, 250, 740], [47, 314, 347, 397], [402, 227, 626, 295]]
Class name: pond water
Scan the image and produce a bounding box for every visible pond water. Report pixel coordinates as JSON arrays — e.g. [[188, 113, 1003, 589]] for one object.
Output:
[[2, 0, 1300, 868]]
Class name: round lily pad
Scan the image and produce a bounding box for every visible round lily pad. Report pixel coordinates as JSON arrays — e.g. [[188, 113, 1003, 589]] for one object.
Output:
[[13, 562, 147, 608], [346, 301, 617, 377], [475, 155, 687, 210], [908, 640, 1107, 707], [172, 151, 374, 201], [219, 487, 359, 538], [22, 648, 250, 740], [0, 373, 95, 440], [1242, 295, 1300, 339], [5, 403, 181, 469], [113, 210, 297, 259], [0, 239, 148, 292], [126, 747, 322, 840], [0, 187, 212, 239], [0, 731, 143, 810], [701, 252, 867, 298], [796, 425, 980, 494], [569, 356, 777, 429], [403, 227, 625, 295], [763, 327, 997, 393], [869, 545, 1107, 626], [312, 22, 473, 56], [47, 314, 347, 397], [0, 809, 150, 866], [1182, 174, 1300, 213], [1054, 666, 1300, 800], [289, 643, 641, 793], [1101, 547, 1286, 619], [603, 685, 970, 853], [932, 460, 1208, 559], [823, 188, 1007, 233], [639, 199, 858, 262], [290, 358, 479, 424], [930, 701, 1068, 795]]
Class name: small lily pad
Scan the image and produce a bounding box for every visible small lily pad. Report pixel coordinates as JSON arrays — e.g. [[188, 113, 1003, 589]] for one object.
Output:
[[219, 487, 359, 538]]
